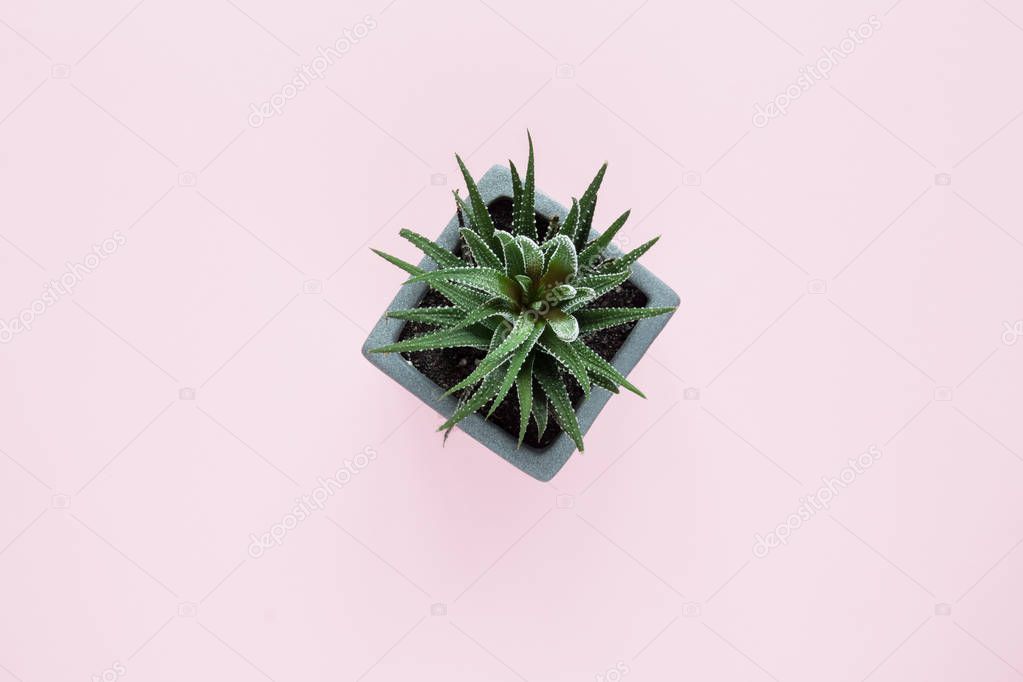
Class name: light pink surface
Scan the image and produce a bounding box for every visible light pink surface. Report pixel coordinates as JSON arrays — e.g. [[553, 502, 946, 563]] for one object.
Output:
[[2, 1, 1023, 680]]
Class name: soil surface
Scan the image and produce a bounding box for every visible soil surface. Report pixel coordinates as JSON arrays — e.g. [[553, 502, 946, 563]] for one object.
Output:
[[397, 197, 649, 450]]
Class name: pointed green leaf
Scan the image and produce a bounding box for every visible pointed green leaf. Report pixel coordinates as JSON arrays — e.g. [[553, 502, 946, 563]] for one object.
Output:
[[455, 154, 499, 251], [573, 341, 645, 398], [576, 306, 676, 335], [515, 235, 544, 279], [538, 328, 590, 397], [497, 231, 526, 278], [513, 133, 538, 240], [579, 209, 630, 266], [399, 228, 464, 269], [370, 326, 491, 354], [589, 372, 621, 394], [575, 163, 607, 249], [453, 190, 473, 228], [535, 358, 584, 452], [540, 235, 578, 288], [442, 314, 541, 396], [532, 391, 549, 437], [561, 287, 597, 315], [386, 306, 463, 326], [595, 236, 660, 274], [514, 274, 533, 298], [573, 269, 629, 299], [372, 248, 492, 317], [510, 160, 524, 221], [461, 228, 503, 270], [408, 267, 520, 305], [515, 357, 534, 446], [487, 320, 545, 417], [438, 370, 503, 431], [553, 198, 579, 243]]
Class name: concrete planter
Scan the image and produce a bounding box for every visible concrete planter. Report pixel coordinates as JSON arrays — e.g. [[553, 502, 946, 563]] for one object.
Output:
[[362, 165, 679, 481]]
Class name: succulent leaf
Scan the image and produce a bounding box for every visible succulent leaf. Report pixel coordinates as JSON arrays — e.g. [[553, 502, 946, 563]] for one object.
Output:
[[512, 132, 539, 240], [573, 341, 645, 398], [579, 209, 630, 266], [515, 236, 544, 279], [573, 269, 630, 299], [372, 248, 492, 315], [497, 231, 526, 278], [515, 357, 534, 446], [439, 370, 503, 431], [370, 326, 492, 354], [400, 229, 463, 269], [575, 163, 607, 249], [537, 328, 590, 398], [576, 306, 678, 335], [532, 390, 549, 437], [455, 154, 500, 252], [594, 236, 660, 275], [461, 228, 504, 270], [540, 235, 578, 289], [386, 306, 463, 326], [408, 267, 520, 305], [553, 198, 579, 243], [535, 357, 584, 451], [441, 313, 541, 397], [487, 321, 545, 417]]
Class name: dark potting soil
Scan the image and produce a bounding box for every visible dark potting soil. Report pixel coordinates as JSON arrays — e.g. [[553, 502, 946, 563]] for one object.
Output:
[[398, 197, 649, 450]]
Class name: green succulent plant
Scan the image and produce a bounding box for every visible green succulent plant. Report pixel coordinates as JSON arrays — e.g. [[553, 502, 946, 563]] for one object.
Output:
[[370, 134, 675, 452]]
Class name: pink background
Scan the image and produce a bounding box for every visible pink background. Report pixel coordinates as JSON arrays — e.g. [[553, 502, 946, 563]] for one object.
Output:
[[2, 0, 1023, 680]]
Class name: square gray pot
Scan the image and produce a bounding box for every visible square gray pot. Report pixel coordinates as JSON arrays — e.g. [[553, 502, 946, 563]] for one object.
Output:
[[362, 165, 679, 481]]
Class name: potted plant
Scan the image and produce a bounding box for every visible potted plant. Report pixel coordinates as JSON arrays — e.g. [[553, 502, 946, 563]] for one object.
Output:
[[362, 134, 679, 480]]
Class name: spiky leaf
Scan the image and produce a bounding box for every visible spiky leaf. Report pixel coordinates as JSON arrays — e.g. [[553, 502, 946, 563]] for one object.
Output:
[[455, 154, 499, 251], [487, 321, 545, 417], [576, 306, 676, 335], [370, 326, 491, 354], [579, 209, 630, 266], [409, 267, 520, 305], [535, 358, 584, 452], [553, 198, 579, 242], [372, 248, 491, 315], [575, 163, 607, 249], [573, 269, 629, 299], [574, 341, 645, 398], [595, 236, 660, 274], [461, 228, 503, 270], [497, 231, 526, 278], [400, 229, 463, 269], [532, 392, 549, 437], [386, 306, 462, 326], [512, 133, 538, 240], [438, 371, 503, 431], [515, 358, 534, 446], [515, 236, 544, 279], [540, 235, 578, 288], [442, 314, 541, 396], [538, 329, 590, 397]]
